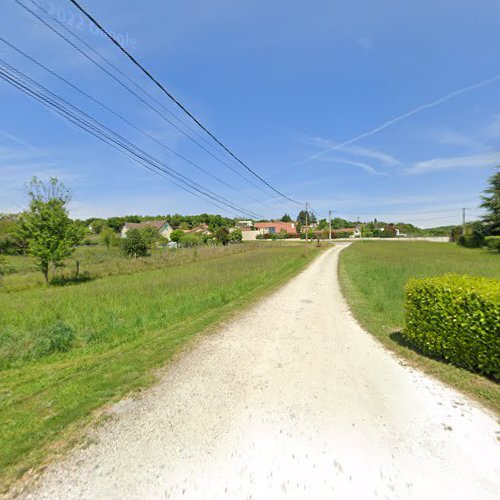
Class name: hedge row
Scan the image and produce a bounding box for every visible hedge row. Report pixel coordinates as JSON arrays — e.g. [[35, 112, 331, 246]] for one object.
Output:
[[403, 274, 500, 380]]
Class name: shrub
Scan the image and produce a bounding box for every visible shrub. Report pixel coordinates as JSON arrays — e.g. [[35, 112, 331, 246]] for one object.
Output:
[[121, 228, 149, 258], [485, 236, 500, 253], [30, 322, 76, 358], [403, 274, 500, 380], [180, 233, 203, 247]]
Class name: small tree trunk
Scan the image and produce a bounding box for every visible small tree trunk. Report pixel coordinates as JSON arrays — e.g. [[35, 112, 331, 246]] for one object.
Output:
[[75, 260, 80, 279]]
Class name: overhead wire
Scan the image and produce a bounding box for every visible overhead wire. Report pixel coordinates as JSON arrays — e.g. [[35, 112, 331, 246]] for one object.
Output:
[[15, 0, 285, 203], [0, 58, 265, 218], [0, 36, 281, 212], [64, 0, 304, 205]]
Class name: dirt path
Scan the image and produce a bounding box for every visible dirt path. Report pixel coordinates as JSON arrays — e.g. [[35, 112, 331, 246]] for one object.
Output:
[[23, 245, 499, 499]]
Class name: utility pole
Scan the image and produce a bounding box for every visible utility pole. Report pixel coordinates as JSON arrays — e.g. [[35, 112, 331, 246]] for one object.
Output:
[[305, 201, 309, 257], [329, 210, 332, 244], [462, 207, 466, 236]]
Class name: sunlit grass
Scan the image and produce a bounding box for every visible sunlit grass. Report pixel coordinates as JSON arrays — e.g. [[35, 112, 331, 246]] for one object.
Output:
[[339, 241, 500, 414], [0, 244, 320, 490]]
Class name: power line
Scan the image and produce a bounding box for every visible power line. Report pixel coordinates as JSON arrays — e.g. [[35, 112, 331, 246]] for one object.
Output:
[[0, 59, 265, 219], [64, 0, 304, 205], [15, 0, 282, 202], [0, 36, 281, 212]]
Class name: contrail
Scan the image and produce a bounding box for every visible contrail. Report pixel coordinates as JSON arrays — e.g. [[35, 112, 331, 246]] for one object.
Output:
[[297, 72, 500, 165]]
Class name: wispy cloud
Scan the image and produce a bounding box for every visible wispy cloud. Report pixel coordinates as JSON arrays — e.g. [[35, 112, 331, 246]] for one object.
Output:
[[406, 152, 500, 175], [317, 156, 387, 176], [296, 72, 500, 165], [435, 130, 488, 151], [312, 137, 401, 166]]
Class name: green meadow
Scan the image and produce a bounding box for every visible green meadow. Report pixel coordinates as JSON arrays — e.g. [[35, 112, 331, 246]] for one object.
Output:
[[0, 243, 319, 490], [339, 241, 500, 413]]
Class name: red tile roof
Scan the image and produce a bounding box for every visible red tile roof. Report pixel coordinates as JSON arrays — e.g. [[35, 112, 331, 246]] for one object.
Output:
[[254, 222, 297, 234]]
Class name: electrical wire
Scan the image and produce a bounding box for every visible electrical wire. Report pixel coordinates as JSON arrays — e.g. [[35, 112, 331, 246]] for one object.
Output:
[[0, 59, 265, 219], [0, 36, 281, 212], [15, 0, 284, 202], [64, 0, 304, 205]]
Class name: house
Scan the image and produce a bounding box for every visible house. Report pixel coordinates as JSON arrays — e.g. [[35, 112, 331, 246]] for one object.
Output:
[[335, 227, 361, 238], [121, 220, 173, 239], [183, 223, 211, 235], [236, 220, 254, 228], [254, 221, 297, 235]]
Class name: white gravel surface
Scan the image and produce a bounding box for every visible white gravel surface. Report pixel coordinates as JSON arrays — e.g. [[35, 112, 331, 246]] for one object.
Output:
[[21, 244, 500, 499]]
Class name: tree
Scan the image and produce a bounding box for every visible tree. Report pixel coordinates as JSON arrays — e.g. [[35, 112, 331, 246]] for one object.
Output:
[[169, 229, 184, 243], [100, 227, 116, 250], [296, 210, 317, 226], [121, 228, 149, 258], [140, 226, 161, 247], [481, 169, 500, 235], [215, 227, 230, 245], [228, 228, 243, 243], [18, 177, 83, 283], [281, 213, 292, 222]]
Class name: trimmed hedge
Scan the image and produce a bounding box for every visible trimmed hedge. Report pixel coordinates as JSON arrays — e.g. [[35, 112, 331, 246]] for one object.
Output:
[[403, 274, 500, 380], [485, 236, 500, 253]]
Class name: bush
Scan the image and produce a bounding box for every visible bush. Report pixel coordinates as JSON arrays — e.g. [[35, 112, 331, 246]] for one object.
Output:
[[180, 233, 203, 247], [485, 236, 500, 253], [121, 228, 149, 258], [403, 274, 500, 380], [30, 322, 76, 358], [458, 234, 484, 248]]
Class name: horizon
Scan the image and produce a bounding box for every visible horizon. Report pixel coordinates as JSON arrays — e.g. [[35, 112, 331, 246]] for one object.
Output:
[[1, 0, 499, 227]]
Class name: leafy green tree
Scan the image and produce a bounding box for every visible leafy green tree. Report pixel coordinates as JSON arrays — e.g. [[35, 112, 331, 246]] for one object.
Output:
[[140, 226, 161, 248], [228, 228, 243, 243], [297, 210, 317, 225], [121, 229, 149, 258], [18, 177, 83, 283], [331, 217, 349, 229], [281, 213, 292, 222], [215, 227, 230, 245], [317, 218, 328, 230], [481, 169, 500, 235], [169, 229, 184, 243]]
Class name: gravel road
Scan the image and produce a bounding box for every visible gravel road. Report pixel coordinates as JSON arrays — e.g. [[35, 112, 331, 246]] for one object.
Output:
[[22, 244, 500, 499]]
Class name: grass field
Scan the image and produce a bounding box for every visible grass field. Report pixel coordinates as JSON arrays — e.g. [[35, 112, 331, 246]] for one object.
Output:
[[339, 241, 500, 413], [0, 243, 320, 491]]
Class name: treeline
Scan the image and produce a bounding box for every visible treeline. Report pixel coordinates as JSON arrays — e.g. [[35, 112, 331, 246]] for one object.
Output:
[[82, 214, 236, 234]]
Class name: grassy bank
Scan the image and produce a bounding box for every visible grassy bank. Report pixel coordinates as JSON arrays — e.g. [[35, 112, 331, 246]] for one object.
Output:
[[339, 241, 500, 413], [0, 244, 320, 490], [1, 243, 261, 293]]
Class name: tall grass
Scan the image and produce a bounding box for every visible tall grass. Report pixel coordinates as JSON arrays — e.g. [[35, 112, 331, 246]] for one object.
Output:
[[339, 241, 500, 413], [0, 244, 319, 490]]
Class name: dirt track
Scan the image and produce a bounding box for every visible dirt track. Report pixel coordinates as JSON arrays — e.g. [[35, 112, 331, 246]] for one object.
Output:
[[23, 245, 500, 499]]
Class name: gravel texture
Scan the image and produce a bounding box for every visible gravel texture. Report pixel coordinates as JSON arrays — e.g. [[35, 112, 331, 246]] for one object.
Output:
[[20, 244, 500, 499]]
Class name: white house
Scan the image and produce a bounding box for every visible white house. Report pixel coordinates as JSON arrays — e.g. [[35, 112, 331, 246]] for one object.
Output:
[[121, 220, 173, 239]]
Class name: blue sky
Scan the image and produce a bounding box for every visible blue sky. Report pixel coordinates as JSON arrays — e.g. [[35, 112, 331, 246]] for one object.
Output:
[[1, 0, 499, 226]]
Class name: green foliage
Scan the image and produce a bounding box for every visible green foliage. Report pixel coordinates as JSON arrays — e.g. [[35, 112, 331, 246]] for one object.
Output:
[[296, 210, 317, 225], [18, 178, 83, 283], [179, 233, 202, 247], [228, 228, 243, 243], [0, 245, 318, 488], [403, 274, 500, 380], [339, 241, 500, 412], [100, 227, 117, 249], [331, 217, 350, 229], [458, 222, 486, 248], [140, 226, 161, 247], [30, 322, 76, 359], [481, 169, 500, 235], [280, 213, 292, 222], [121, 229, 149, 258], [215, 227, 230, 246], [169, 229, 184, 243], [485, 236, 500, 253]]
